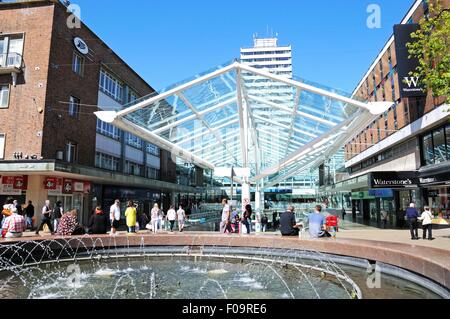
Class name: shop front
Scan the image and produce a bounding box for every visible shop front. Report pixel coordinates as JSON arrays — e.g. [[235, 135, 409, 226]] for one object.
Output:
[[0, 175, 28, 207], [370, 171, 423, 228], [419, 170, 450, 221]]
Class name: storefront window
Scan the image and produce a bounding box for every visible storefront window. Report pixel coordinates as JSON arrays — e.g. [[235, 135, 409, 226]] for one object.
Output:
[[433, 127, 446, 163], [422, 133, 434, 166], [426, 187, 450, 219]]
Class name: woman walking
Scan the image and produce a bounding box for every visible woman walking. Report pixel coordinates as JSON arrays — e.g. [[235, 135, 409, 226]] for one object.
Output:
[[167, 205, 177, 232], [151, 203, 160, 234], [242, 204, 252, 234], [418, 206, 434, 240], [125, 201, 137, 233]]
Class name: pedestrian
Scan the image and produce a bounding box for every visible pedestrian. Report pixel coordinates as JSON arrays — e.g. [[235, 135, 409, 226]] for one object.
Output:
[[109, 199, 121, 236], [52, 200, 63, 234], [261, 214, 268, 232], [158, 208, 165, 231], [13, 200, 23, 216], [57, 210, 81, 236], [242, 204, 252, 234], [125, 201, 137, 233], [341, 208, 346, 220], [418, 206, 433, 241], [151, 203, 160, 234], [2, 207, 26, 238], [24, 200, 35, 230], [88, 205, 109, 235], [280, 206, 302, 237], [405, 203, 420, 240], [35, 200, 54, 235], [381, 210, 388, 229], [177, 205, 186, 232], [167, 205, 177, 232], [220, 199, 232, 234]]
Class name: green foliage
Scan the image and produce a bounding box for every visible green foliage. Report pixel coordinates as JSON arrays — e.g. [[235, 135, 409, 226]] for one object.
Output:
[[406, 0, 450, 104]]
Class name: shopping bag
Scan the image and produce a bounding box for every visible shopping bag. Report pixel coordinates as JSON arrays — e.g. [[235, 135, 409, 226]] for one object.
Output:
[[145, 223, 152, 230]]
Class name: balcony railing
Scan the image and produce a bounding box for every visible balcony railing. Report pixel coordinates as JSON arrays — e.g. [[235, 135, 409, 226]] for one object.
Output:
[[0, 52, 23, 70]]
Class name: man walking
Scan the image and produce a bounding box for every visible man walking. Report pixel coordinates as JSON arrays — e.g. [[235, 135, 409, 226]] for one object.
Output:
[[24, 200, 35, 230], [35, 200, 53, 235], [405, 203, 420, 240], [220, 199, 233, 234], [109, 199, 121, 236]]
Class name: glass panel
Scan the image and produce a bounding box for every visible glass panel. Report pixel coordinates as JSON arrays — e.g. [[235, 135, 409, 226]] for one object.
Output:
[[0, 85, 9, 108], [422, 133, 434, 165], [433, 127, 446, 164]]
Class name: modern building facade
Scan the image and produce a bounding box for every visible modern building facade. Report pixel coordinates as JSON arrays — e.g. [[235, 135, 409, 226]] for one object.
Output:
[[0, 0, 212, 225], [320, 0, 450, 227]]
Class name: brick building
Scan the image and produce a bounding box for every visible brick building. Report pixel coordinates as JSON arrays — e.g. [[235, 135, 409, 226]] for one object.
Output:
[[320, 0, 450, 227], [0, 0, 207, 226]]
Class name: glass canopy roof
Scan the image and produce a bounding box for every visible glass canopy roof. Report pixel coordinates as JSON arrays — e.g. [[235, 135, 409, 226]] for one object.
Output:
[[96, 61, 392, 188]]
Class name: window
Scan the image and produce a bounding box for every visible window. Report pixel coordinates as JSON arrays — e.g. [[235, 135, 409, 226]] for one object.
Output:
[[146, 143, 160, 157], [0, 133, 5, 159], [146, 167, 160, 180], [393, 104, 398, 131], [96, 119, 121, 140], [125, 161, 142, 176], [421, 125, 450, 166], [69, 96, 80, 118], [72, 52, 84, 76], [0, 85, 9, 108], [99, 68, 124, 102], [127, 89, 138, 104], [125, 132, 143, 149], [433, 128, 446, 164], [66, 141, 77, 163], [95, 152, 119, 171], [0, 34, 23, 68]]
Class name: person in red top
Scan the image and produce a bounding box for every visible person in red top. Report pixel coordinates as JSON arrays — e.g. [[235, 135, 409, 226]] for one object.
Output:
[[2, 210, 26, 238]]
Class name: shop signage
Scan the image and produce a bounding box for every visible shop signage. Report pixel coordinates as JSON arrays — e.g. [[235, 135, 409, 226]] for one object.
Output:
[[73, 37, 89, 55], [370, 172, 419, 189], [83, 182, 91, 194], [48, 178, 63, 196], [44, 177, 58, 190], [63, 179, 73, 194], [393, 24, 426, 98], [0, 176, 28, 195], [73, 181, 84, 192], [368, 189, 394, 198]]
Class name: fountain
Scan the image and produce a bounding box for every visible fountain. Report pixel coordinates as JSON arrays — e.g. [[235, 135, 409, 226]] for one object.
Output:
[[0, 236, 448, 299]]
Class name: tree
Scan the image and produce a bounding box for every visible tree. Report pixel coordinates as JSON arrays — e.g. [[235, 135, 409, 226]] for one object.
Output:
[[406, 0, 450, 106]]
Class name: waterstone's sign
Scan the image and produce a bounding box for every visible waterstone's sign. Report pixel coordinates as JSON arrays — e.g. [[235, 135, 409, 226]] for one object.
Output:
[[370, 172, 419, 189], [393, 24, 426, 98]]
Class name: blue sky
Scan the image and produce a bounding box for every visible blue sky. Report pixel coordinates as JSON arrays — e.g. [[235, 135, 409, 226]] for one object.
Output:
[[73, 0, 415, 94]]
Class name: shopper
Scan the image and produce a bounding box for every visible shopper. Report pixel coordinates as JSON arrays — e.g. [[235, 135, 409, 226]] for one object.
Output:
[[52, 200, 63, 234], [57, 210, 80, 236], [24, 200, 35, 230], [158, 208, 165, 231], [308, 205, 326, 238], [280, 206, 302, 237], [381, 209, 388, 229], [177, 205, 186, 232], [261, 214, 268, 233], [167, 205, 177, 232], [220, 199, 232, 234], [89, 206, 109, 235], [418, 206, 433, 240], [109, 199, 121, 235], [13, 200, 23, 216], [151, 204, 160, 234], [406, 203, 420, 240], [125, 201, 137, 233], [2, 208, 26, 238], [35, 200, 54, 235], [242, 204, 252, 234]]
